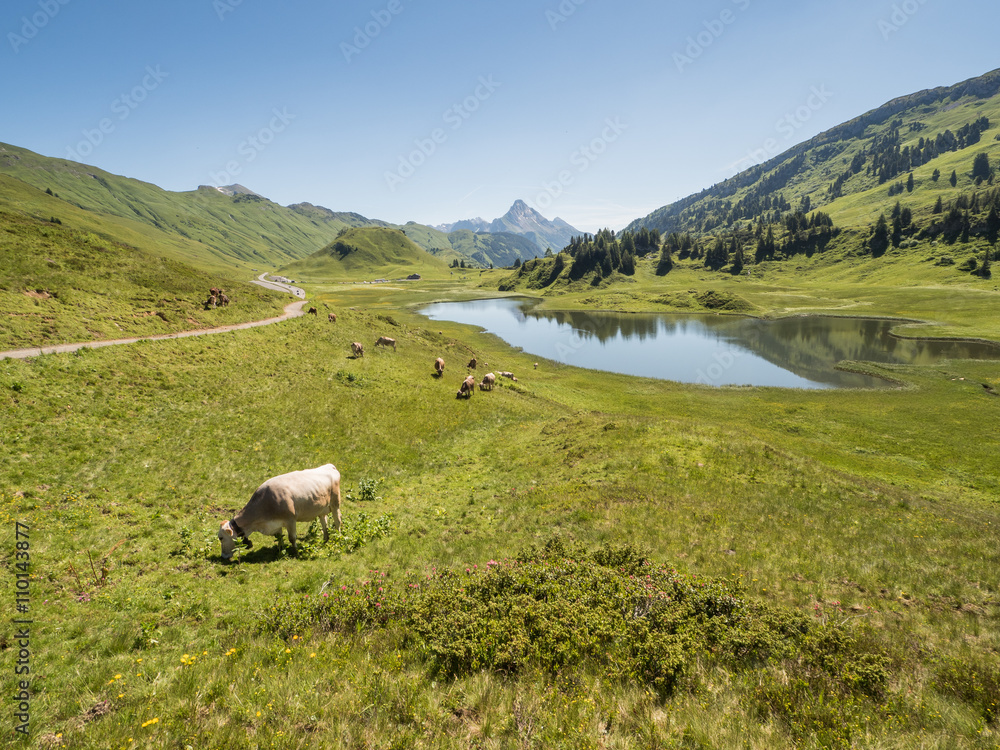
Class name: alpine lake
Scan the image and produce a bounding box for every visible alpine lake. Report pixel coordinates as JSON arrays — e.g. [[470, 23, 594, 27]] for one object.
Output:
[[419, 297, 1000, 389]]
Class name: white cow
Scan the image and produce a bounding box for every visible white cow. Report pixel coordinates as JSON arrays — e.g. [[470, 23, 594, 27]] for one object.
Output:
[[218, 464, 341, 561]]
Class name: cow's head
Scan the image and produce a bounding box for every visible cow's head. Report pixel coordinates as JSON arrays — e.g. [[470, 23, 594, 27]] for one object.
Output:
[[218, 519, 252, 561]]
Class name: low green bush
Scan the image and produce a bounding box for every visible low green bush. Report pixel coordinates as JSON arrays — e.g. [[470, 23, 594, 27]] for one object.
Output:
[[257, 540, 889, 704]]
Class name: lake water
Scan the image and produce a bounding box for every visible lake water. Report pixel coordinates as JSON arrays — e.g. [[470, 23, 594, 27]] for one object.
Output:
[[419, 298, 1000, 389]]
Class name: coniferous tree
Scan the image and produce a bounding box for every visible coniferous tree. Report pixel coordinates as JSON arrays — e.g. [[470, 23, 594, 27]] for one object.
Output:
[[987, 204, 1000, 244], [891, 216, 903, 248], [950, 170, 958, 187], [932, 168, 941, 182], [704, 237, 727, 271], [933, 196, 944, 214], [906, 172, 915, 192], [870, 214, 889, 257], [655, 244, 673, 276], [972, 152, 992, 182], [730, 240, 745, 275]]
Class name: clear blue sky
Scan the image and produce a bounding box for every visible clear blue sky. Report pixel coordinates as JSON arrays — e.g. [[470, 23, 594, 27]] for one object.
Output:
[[4, 0, 998, 232]]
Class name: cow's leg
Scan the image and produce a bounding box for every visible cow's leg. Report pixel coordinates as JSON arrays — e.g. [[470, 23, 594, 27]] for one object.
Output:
[[286, 522, 298, 555], [319, 514, 329, 543]]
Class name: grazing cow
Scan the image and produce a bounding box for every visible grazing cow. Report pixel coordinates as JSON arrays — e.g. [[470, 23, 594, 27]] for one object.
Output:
[[351, 342, 364, 358], [328, 312, 337, 323], [467, 356, 477, 369], [204, 294, 217, 310], [219, 292, 230, 307], [218, 464, 341, 561], [457, 374, 476, 398], [308, 307, 318, 315], [499, 371, 518, 382], [375, 336, 397, 351], [534, 363, 538, 369], [479, 372, 496, 391], [434, 357, 445, 376]]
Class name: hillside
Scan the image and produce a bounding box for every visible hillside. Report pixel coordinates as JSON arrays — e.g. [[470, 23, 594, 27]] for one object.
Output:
[[0, 143, 349, 272], [437, 199, 581, 256], [0, 193, 287, 349], [500, 69, 1000, 295], [627, 69, 1000, 255], [278, 226, 450, 281], [396, 222, 544, 269], [488, 199, 580, 253]]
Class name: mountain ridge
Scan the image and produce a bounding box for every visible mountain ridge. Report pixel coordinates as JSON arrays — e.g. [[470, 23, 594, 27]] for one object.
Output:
[[627, 67, 1000, 237], [437, 199, 581, 253]]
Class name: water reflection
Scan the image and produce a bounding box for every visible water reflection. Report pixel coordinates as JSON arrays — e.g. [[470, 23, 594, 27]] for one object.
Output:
[[419, 298, 1000, 389]]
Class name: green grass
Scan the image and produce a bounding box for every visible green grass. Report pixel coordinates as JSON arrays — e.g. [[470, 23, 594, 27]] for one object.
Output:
[[0, 142, 349, 272], [3, 267, 999, 748], [278, 226, 454, 282], [0, 207, 289, 350]]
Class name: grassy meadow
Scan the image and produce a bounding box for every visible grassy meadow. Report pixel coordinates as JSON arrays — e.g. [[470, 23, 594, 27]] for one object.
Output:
[[2, 253, 999, 748], [0, 206, 292, 351]]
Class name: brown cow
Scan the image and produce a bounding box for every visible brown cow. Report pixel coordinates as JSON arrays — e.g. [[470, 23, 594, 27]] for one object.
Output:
[[375, 336, 396, 351], [457, 375, 475, 398], [351, 342, 364, 357], [204, 294, 217, 310], [479, 372, 495, 391], [434, 357, 445, 376], [467, 356, 477, 369], [328, 312, 337, 323], [218, 464, 341, 561], [308, 307, 318, 315], [219, 293, 230, 307]]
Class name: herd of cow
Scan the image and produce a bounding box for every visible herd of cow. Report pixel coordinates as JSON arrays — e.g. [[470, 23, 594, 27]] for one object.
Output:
[[216, 303, 535, 561]]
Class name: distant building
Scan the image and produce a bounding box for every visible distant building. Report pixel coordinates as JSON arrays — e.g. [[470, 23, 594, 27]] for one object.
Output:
[[407, 273, 421, 280]]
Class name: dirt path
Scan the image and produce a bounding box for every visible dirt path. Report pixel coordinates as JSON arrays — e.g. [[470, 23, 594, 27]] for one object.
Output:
[[0, 298, 309, 361]]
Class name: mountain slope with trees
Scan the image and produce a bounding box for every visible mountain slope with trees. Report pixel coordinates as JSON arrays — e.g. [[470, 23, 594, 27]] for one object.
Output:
[[501, 69, 1000, 294], [0, 143, 356, 272], [277, 226, 450, 281]]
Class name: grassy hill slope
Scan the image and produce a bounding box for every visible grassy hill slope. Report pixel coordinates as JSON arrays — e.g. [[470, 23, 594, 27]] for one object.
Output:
[[397, 222, 543, 268], [3, 283, 998, 748], [278, 226, 451, 281], [503, 69, 1000, 303], [0, 143, 348, 272], [0, 194, 288, 349], [628, 68, 1000, 239]]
